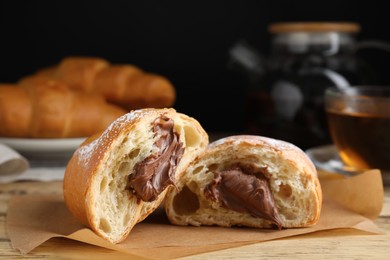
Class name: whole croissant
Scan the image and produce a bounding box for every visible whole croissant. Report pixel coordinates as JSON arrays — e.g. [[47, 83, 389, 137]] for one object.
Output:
[[19, 57, 176, 110], [0, 82, 127, 138]]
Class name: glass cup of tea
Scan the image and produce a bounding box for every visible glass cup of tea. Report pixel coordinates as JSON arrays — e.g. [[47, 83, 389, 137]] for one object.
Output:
[[325, 86, 390, 180]]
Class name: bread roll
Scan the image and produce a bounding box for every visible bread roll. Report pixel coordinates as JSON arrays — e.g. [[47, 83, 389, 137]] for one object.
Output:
[[63, 108, 209, 243], [165, 135, 322, 229]]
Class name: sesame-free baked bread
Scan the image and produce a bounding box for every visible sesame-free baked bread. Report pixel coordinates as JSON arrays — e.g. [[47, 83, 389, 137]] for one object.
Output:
[[19, 56, 176, 110], [63, 108, 208, 243], [0, 82, 126, 138], [165, 135, 322, 229]]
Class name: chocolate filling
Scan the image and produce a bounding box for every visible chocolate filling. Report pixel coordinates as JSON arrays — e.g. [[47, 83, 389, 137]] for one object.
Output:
[[204, 166, 282, 229], [128, 115, 184, 202]]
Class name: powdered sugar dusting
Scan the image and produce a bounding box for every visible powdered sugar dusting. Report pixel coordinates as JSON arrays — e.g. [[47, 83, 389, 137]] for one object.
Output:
[[105, 110, 144, 134], [210, 137, 227, 147], [210, 135, 299, 152], [77, 137, 100, 166], [262, 136, 298, 151], [75, 109, 156, 168]]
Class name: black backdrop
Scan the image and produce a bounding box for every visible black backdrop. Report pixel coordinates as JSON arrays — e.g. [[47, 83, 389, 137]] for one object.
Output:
[[1, 0, 390, 133]]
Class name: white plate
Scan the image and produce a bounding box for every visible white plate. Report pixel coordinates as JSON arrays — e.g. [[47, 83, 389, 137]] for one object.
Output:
[[0, 137, 86, 160]]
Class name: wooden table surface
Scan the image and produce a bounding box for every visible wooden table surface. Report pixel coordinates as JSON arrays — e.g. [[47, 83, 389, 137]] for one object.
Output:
[[0, 181, 389, 259]]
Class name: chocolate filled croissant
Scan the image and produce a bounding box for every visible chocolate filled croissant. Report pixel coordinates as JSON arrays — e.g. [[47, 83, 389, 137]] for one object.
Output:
[[0, 82, 126, 138], [63, 108, 208, 243], [165, 135, 322, 229]]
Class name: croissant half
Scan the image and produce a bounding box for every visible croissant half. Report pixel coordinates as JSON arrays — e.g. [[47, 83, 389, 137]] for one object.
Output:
[[63, 108, 209, 243], [165, 135, 322, 229]]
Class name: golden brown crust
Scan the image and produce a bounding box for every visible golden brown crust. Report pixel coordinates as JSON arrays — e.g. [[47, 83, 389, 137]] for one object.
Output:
[[121, 73, 176, 110], [28, 82, 73, 138], [18, 73, 53, 88], [63, 127, 119, 227], [93, 65, 142, 101], [17, 56, 176, 110], [55, 57, 109, 92], [0, 84, 32, 137], [0, 83, 127, 138]]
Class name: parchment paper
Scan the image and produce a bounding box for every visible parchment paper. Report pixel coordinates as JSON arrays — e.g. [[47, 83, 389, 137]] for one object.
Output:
[[6, 170, 385, 259]]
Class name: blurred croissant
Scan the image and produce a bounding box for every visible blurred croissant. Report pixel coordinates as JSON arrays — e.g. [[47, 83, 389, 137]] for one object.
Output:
[[19, 57, 176, 110], [0, 82, 126, 138]]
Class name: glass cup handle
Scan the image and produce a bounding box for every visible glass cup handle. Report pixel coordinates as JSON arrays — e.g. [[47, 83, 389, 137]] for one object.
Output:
[[300, 67, 351, 90]]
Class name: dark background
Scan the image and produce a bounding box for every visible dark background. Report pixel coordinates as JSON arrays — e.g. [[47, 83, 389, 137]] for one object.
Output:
[[1, 0, 390, 134]]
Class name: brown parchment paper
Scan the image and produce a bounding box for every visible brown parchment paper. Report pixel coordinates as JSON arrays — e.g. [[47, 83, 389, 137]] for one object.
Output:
[[6, 170, 385, 259]]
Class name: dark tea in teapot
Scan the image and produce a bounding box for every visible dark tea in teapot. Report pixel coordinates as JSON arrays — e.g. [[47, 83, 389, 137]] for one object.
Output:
[[243, 22, 379, 149]]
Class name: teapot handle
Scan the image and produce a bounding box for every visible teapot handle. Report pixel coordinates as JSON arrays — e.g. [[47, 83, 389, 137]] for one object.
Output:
[[227, 41, 266, 83], [354, 40, 390, 53]]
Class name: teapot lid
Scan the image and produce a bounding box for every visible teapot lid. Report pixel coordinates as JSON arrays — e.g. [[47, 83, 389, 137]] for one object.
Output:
[[269, 22, 361, 33]]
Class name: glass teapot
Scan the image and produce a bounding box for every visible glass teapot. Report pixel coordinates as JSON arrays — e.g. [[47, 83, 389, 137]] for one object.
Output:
[[229, 22, 390, 149]]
